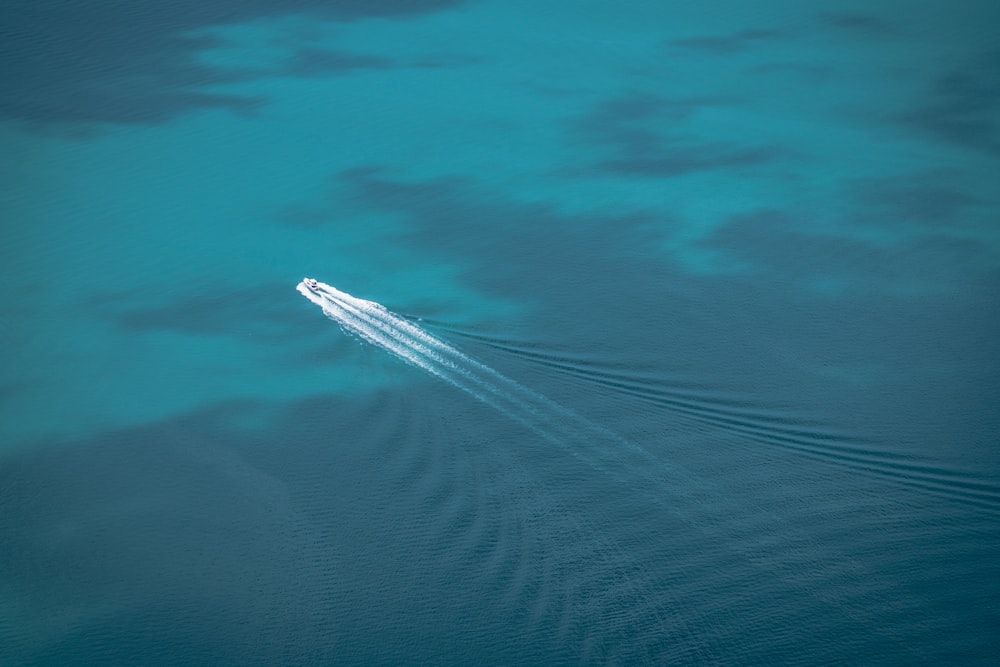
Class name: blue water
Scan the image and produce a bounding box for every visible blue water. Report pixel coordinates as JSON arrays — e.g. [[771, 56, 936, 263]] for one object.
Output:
[[2, 1, 999, 664]]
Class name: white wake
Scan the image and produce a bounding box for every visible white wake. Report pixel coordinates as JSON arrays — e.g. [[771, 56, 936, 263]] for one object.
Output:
[[295, 278, 711, 662], [295, 278, 936, 662], [295, 278, 645, 466]]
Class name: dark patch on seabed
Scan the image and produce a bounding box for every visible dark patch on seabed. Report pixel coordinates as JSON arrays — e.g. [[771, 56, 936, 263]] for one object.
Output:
[[0, 0, 466, 127]]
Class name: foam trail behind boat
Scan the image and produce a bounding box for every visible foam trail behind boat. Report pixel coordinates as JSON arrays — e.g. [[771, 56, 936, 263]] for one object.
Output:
[[296, 278, 725, 661], [296, 278, 648, 474]]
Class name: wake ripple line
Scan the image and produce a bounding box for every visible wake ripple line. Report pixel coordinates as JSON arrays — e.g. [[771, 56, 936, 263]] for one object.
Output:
[[296, 279, 649, 476], [296, 279, 712, 663], [437, 325, 1000, 514], [294, 279, 936, 660]]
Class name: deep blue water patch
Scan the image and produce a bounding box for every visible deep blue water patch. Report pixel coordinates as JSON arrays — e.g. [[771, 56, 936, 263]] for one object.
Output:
[[896, 50, 1000, 156], [0, 0, 467, 127], [567, 92, 791, 178]]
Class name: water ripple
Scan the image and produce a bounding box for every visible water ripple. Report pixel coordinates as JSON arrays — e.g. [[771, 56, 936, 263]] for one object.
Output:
[[441, 325, 1000, 515]]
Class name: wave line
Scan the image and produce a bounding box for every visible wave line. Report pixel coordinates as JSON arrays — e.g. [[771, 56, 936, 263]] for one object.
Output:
[[296, 279, 651, 475]]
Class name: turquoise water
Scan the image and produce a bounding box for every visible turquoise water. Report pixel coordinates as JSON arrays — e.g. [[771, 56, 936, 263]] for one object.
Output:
[[2, 1, 999, 664]]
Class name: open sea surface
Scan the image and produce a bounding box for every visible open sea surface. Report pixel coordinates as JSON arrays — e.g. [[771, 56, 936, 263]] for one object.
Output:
[[2, 1, 998, 664]]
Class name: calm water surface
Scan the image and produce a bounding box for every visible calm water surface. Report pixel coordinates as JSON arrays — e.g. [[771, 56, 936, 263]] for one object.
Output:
[[2, 0, 998, 664]]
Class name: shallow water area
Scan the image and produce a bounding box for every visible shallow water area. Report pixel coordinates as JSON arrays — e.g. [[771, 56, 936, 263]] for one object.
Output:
[[2, 0, 999, 664]]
